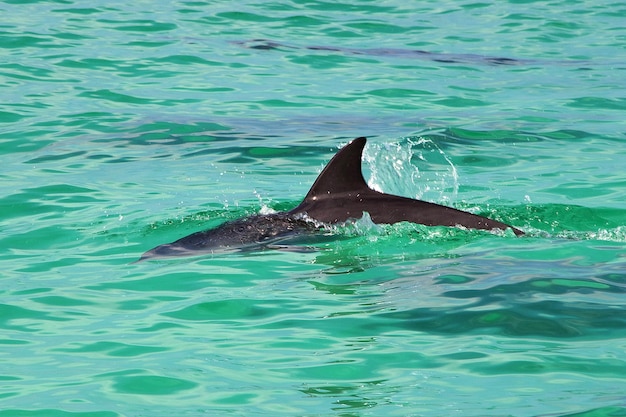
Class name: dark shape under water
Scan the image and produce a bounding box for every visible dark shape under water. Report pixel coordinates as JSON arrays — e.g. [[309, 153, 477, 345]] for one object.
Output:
[[234, 39, 530, 66], [137, 137, 523, 262]]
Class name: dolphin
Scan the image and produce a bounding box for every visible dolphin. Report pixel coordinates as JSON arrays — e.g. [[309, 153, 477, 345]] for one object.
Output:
[[137, 137, 523, 261], [235, 39, 528, 66]]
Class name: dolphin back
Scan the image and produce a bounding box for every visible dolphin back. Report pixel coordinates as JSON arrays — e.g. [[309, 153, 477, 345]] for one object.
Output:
[[290, 137, 524, 235]]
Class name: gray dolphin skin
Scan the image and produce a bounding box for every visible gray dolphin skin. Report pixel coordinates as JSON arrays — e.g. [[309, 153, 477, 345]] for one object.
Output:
[[137, 137, 523, 261]]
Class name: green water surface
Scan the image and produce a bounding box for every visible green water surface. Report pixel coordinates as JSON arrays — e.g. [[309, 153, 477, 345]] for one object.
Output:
[[1, 1, 626, 416]]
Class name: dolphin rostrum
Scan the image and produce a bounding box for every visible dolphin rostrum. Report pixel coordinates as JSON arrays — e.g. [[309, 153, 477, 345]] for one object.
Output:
[[137, 137, 523, 261]]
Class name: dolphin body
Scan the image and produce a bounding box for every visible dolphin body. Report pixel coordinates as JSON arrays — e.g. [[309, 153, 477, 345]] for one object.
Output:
[[235, 39, 528, 66], [137, 137, 523, 261]]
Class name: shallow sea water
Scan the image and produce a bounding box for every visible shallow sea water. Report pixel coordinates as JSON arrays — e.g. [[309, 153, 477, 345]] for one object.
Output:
[[2, 1, 626, 416]]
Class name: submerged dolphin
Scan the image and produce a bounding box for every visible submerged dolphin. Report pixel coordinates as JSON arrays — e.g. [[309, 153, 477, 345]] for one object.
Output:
[[137, 137, 523, 261], [235, 39, 529, 66]]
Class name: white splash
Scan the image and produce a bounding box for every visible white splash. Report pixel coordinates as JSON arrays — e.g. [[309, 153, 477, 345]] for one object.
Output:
[[363, 136, 459, 202]]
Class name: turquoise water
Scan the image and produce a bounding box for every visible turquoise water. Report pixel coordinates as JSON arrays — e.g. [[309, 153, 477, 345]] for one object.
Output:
[[2, 1, 626, 416]]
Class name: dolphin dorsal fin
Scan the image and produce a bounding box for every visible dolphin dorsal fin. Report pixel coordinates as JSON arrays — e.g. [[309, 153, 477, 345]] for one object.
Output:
[[302, 137, 370, 200]]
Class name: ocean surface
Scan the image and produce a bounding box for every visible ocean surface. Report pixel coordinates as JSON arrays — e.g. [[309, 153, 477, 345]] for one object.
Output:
[[1, 1, 625, 416]]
